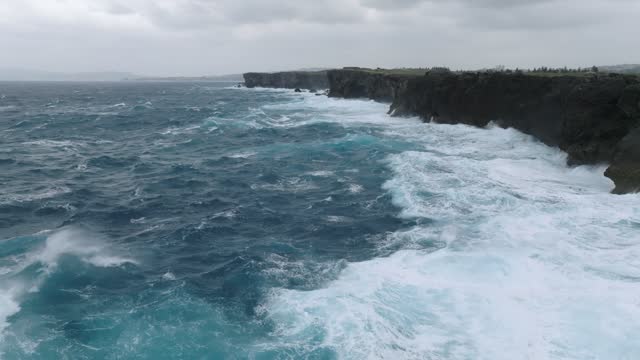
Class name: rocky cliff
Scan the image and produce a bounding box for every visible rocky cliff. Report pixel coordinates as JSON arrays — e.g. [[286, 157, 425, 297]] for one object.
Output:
[[243, 71, 329, 90], [327, 69, 640, 194], [243, 68, 640, 194], [327, 69, 409, 102]]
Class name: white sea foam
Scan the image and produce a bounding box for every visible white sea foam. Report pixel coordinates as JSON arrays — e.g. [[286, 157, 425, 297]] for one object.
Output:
[[23, 139, 81, 150], [32, 228, 137, 269], [251, 177, 318, 192], [0, 291, 20, 334], [306, 170, 335, 177], [1, 186, 71, 205], [0, 228, 136, 342], [227, 151, 257, 159], [162, 272, 177, 281], [347, 184, 364, 193], [211, 208, 238, 219], [261, 254, 348, 290], [326, 215, 350, 223], [262, 109, 640, 359], [36, 103, 127, 116], [76, 161, 88, 171], [160, 125, 202, 136], [242, 87, 409, 130], [227, 87, 410, 133]]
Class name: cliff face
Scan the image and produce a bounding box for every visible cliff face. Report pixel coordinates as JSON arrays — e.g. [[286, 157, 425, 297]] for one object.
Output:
[[606, 127, 640, 193], [243, 71, 329, 90], [390, 72, 639, 165], [327, 70, 408, 102], [327, 69, 640, 194]]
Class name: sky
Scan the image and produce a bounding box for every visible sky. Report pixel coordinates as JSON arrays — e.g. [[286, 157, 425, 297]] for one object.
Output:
[[0, 0, 639, 76]]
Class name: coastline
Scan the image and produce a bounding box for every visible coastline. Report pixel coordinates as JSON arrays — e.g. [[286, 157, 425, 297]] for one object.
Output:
[[243, 69, 640, 194]]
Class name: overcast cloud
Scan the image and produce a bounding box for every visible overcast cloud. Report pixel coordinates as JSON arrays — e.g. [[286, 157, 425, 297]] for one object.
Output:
[[0, 0, 638, 76]]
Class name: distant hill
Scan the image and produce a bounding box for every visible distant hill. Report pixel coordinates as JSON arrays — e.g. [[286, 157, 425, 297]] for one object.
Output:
[[601, 64, 640, 74], [0, 68, 141, 81]]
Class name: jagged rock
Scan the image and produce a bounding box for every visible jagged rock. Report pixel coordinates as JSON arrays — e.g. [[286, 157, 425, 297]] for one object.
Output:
[[606, 127, 640, 194], [294, 88, 302, 93]]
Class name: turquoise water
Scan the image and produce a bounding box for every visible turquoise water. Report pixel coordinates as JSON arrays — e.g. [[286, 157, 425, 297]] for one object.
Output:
[[1, 82, 639, 359]]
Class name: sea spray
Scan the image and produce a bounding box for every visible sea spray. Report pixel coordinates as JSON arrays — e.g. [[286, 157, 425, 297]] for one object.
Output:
[[261, 120, 640, 359], [0, 227, 136, 352]]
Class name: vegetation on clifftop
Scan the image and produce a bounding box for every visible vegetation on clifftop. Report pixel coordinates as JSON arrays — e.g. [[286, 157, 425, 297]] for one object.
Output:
[[341, 65, 640, 78]]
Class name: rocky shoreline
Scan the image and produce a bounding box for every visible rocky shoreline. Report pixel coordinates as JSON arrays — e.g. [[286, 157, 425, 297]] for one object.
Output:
[[243, 69, 640, 194]]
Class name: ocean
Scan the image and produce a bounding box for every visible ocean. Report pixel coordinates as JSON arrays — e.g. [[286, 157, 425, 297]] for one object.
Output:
[[1, 82, 639, 359]]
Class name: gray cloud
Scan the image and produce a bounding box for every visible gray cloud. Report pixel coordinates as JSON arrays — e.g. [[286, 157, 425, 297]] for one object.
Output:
[[361, 0, 552, 10], [220, 1, 366, 25], [360, 0, 426, 10], [116, 0, 631, 30], [0, 0, 638, 76], [452, 0, 636, 30], [104, 2, 134, 15], [95, 0, 368, 28]]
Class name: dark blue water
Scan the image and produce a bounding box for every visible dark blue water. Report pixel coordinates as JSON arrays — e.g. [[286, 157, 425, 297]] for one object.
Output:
[[1, 82, 639, 359], [0, 82, 420, 359]]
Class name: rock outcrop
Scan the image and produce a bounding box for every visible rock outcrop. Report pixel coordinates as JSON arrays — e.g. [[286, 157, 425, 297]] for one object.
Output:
[[243, 71, 329, 90], [606, 84, 640, 192], [605, 127, 640, 193], [390, 71, 639, 165]]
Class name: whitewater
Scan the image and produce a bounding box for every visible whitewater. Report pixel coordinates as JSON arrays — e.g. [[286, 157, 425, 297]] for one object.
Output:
[[0, 82, 638, 359]]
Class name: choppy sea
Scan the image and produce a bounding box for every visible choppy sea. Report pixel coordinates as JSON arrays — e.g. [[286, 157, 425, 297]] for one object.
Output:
[[1, 82, 639, 359]]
